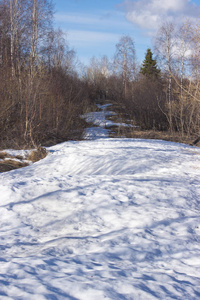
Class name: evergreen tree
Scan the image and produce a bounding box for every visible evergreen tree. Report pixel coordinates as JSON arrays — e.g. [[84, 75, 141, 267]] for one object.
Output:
[[140, 48, 160, 78]]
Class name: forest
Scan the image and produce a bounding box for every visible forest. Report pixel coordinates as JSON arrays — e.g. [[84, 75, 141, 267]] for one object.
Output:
[[1, 0, 200, 149]]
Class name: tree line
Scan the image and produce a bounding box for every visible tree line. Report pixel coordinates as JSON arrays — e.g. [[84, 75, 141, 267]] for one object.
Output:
[[1, 0, 200, 148], [86, 20, 200, 142], [0, 0, 92, 148]]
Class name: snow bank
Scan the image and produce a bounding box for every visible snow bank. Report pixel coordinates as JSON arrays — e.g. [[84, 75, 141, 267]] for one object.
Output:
[[0, 138, 200, 299]]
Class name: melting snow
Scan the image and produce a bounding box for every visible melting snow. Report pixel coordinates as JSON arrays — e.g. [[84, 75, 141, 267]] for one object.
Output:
[[0, 105, 200, 299], [82, 104, 132, 139]]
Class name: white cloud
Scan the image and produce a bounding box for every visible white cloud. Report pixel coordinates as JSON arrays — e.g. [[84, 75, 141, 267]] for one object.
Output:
[[67, 30, 119, 46], [126, 10, 160, 29], [151, 0, 186, 13], [54, 11, 129, 30], [122, 0, 200, 30], [55, 13, 101, 26]]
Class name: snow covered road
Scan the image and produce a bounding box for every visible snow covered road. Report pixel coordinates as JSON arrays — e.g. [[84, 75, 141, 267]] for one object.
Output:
[[0, 138, 200, 299]]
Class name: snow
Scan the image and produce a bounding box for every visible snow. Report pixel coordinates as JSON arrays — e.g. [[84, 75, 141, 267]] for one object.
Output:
[[1, 149, 32, 159], [82, 104, 132, 139], [0, 105, 200, 299]]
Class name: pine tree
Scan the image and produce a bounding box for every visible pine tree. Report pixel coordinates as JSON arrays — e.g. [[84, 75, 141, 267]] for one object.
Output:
[[140, 48, 160, 78]]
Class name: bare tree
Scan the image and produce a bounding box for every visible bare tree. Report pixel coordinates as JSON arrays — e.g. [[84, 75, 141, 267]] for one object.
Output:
[[114, 35, 136, 98], [85, 56, 111, 101], [9, 0, 28, 78], [21, 0, 53, 146], [0, 0, 90, 148], [155, 22, 177, 132], [28, 0, 53, 77], [45, 29, 75, 72], [0, 1, 10, 70], [174, 21, 192, 136], [154, 19, 200, 139]]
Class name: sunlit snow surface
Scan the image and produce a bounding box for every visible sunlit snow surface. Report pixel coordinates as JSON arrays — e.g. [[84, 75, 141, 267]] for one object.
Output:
[[1, 137, 200, 299]]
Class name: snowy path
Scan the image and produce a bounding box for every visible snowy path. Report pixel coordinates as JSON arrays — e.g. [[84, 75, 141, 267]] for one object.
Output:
[[82, 103, 131, 139], [0, 138, 200, 299]]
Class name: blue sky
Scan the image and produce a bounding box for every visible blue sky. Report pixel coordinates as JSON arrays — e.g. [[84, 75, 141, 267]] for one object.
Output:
[[54, 0, 200, 65]]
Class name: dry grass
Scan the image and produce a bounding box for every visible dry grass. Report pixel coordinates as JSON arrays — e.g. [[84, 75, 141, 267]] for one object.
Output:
[[27, 147, 48, 162], [106, 100, 197, 146], [15, 155, 24, 160], [131, 130, 197, 145], [109, 126, 196, 145], [0, 152, 10, 159], [0, 146, 48, 173], [0, 159, 29, 172]]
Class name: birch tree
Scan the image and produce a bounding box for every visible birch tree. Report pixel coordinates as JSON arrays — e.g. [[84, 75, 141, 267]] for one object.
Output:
[[0, 1, 10, 69], [114, 35, 136, 98], [155, 22, 177, 132], [23, 0, 53, 145], [28, 0, 53, 77], [9, 0, 28, 78]]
